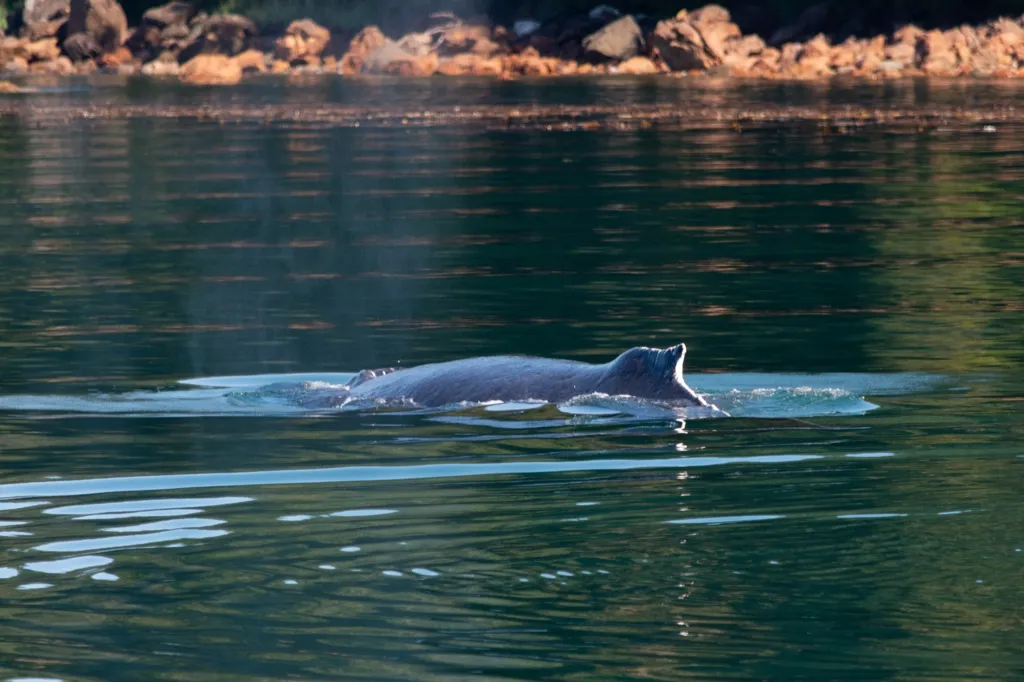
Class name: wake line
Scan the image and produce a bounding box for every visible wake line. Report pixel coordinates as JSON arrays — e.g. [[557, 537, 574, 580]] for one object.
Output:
[[0, 454, 821, 500]]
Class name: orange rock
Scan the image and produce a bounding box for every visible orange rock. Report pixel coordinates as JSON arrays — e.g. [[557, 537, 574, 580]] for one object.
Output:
[[179, 54, 242, 85], [233, 49, 267, 73], [700, 20, 741, 61], [25, 38, 60, 62], [729, 34, 766, 59], [141, 55, 178, 76], [97, 46, 134, 67], [275, 19, 331, 63], [442, 24, 500, 57], [760, 47, 781, 68], [383, 52, 439, 77], [884, 41, 916, 67], [830, 37, 861, 70], [503, 47, 560, 76], [617, 56, 660, 74], [780, 35, 833, 78], [723, 53, 758, 76], [920, 29, 958, 75], [29, 56, 74, 75], [778, 42, 802, 71], [271, 59, 290, 74], [340, 25, 388, 74], [746, 57, 780, 77], [5, 56, 30, 73], [471, 36, 502, 57], [801, 34, 831, 59], [893, 24, 923, 47], [0, 81, 20, 93], [437, 52, 503, 76], [555, 60, 578, 75], [651, 17, 720, 71]]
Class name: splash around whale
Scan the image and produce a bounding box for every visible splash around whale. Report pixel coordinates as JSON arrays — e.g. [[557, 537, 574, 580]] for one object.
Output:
[[296, 343, 728, 416]]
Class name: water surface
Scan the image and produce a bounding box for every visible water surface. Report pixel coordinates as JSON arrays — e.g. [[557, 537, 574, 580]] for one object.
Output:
[[0, 78, 1021, 682]]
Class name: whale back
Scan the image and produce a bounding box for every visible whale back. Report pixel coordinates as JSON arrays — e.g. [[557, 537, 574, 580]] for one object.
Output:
[[597, 344, 708, 406]]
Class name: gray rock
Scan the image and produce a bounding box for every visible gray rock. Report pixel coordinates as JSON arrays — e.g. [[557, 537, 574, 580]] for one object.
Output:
[[582, 14, 643, 62], [20, 0, 70, 41], [142, 1, 196, 30], [177, 13, 257, 62], [650, 17, 719, 71], [363, 39, 412, 72], [65, 0, 127, 57]]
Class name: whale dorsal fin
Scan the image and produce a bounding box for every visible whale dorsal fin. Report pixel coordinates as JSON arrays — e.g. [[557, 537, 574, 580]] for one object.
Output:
[[609, 343, 686, 380], [664, 343, 686, 381]]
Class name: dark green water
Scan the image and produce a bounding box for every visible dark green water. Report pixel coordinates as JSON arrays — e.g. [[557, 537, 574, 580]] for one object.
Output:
[[0, 79, 1022, 681]]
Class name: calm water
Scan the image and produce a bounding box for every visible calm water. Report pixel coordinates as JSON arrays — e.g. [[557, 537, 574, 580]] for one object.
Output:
[[0, 78, 1022, 681]]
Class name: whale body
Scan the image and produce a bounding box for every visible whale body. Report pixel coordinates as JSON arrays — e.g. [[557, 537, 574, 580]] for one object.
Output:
[[301, 343, 724, 413]]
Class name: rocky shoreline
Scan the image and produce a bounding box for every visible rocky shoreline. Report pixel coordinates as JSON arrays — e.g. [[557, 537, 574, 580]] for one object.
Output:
[[2, 1, 1024, 86]]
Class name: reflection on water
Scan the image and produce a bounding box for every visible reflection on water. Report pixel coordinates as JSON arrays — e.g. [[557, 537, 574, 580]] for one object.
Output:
[[0, 79, 1022, 681]]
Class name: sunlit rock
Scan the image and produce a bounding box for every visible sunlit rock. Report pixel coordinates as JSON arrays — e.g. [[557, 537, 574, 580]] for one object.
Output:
[[275, 18, 330, 64], [179, 52, 241, 85]]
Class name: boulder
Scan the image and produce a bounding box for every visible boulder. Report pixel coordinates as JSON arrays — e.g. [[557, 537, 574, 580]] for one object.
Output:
[[5, 55, 30, 72], [650, 17, 719, 71], [883, 41, 916, 67], [28, 54, 73, 73], [581, 14, 643, 62], [531, 7, 622, 60], [440, 24, 501, 57], [829, 36, 860, 70], [699, 16, 741, 58], [20, 0, 70, 41], [383, 50, 439, 77], [920, 29, 957, 76], [274, 18, 329, 63], [96, 44, 132, 66], [63, 32, 100, 60], [616, 55, 659, 73], [178, 13, 256, 62], [143, 0, 196, 30], [503, 46, 561, 76], [437, 52, 503, 76], [362, 39, 412, 72], [140, 51, 179, 75], [64, 0, 127, 60], [126, 1, 197, 58], [179, 52, 240, 84], [233, 48, 267, 73], [25, 36, 60, 60], [339, 25, 388, 74], [0, 81, 22, 92], [790, 33, 833, 77]]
